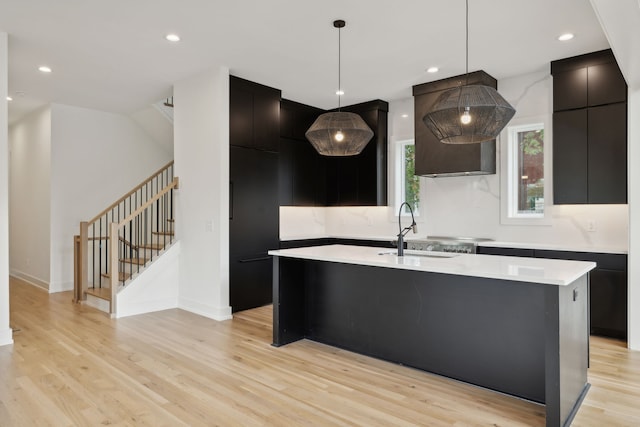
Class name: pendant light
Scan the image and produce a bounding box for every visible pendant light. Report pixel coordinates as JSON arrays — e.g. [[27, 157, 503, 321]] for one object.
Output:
[[422, 0, 516, 144], [306, 20, 374, 156]]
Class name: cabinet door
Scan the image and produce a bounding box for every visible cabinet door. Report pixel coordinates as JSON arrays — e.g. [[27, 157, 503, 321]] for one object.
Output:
[[230, 78, 254, 149], [229, 146, 279, 312], [552, 68, 588, 111], [590, 269, 627, 339], [553, 109, 588, 204], [253, 85, 280, 152], [588, 62, 627, 106], [588, 103, 627, 204]]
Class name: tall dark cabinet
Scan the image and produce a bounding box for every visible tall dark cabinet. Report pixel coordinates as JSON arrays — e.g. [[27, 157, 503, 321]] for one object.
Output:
[[229, 76, 280, 312], [551, 49, 627, 204]]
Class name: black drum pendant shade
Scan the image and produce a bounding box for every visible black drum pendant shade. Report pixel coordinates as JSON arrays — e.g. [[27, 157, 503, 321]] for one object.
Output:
[[423, 85, 516, 144], [305, 19, 373, 156], [306, 111, 373, 156], [422, 0, 515, 144]]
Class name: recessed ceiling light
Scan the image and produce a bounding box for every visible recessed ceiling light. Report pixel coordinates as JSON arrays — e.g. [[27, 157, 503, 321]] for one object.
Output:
[[427, 67, 439, 73], [558, 33, 574, 41], [166, 34, 180, 42], [336, 90, 344, 96], [401, 114, 409, 118], [38, 66, 52, 73], [6, 96, 12, 101]]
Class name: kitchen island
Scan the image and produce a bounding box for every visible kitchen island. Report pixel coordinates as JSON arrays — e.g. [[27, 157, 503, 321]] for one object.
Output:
[[268, 245, 596, 427]]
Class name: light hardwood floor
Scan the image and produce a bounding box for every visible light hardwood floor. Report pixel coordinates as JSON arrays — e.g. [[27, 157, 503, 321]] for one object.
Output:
[[1, 277, 639, 426]]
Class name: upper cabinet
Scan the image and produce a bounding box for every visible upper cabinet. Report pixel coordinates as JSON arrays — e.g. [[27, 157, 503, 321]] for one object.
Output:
[[230, 76, 281, 152], [279, 99, 388, 207], [279, 99, 327, 206], [412, 71, 497, 177], [551, 49, 627, 204], [326, 100, 388, 206]]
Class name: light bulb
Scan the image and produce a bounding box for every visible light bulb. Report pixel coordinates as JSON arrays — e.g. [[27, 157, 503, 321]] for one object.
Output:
[[460, 107, 471, 125], [334, 130, 345, 142]]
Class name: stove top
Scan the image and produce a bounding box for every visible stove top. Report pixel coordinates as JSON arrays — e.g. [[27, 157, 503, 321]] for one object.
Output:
[[407, 236, 493, 254]]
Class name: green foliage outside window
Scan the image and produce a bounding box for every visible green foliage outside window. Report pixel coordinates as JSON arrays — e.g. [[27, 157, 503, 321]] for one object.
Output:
[[404, 145, 420, 213]]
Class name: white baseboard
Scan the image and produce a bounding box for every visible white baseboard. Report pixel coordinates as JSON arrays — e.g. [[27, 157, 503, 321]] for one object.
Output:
[[48, 280, 74, 293], [10, 271, 49, 291], [83, 295, 111, 313], [0, 328, 13, 346], [178, 296, 232, 321]]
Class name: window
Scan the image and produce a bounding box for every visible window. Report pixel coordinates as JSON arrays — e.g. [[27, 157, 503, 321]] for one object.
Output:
[[396, 139, 420, 215], [507, 123, 545, 218]]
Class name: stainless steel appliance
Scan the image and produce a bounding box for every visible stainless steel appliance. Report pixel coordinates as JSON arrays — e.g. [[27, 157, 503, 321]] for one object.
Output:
[[407, 236, 493, 254]]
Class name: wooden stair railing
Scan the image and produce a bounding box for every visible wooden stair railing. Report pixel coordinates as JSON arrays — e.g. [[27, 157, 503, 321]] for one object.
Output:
[[74, 161, 177, 314]]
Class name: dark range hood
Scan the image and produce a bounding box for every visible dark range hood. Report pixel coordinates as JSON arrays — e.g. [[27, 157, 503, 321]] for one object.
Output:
[[412, 70, 498, 177]]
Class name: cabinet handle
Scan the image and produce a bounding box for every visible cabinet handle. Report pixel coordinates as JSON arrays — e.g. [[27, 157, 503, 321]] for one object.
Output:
[[239, 256, 271, 263], [229, 182, 234, 220]]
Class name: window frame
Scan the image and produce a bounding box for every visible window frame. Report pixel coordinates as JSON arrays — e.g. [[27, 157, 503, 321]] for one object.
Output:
[[500, 115, 552, 226], [394, 138, 421, 217]]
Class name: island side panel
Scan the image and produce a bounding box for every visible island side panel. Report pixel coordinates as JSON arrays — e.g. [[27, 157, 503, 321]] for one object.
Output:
[[272, 256, 307, 346], [304, 260, 547, 403], [544, 274, 589, 427]]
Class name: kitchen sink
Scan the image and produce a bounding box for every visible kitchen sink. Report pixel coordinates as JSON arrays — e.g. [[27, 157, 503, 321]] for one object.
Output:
[[378, 250, 459, 258]]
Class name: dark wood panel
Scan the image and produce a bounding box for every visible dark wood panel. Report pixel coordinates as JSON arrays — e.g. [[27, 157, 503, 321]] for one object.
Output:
[[587, 103, 627, 204], [553, 68, 588, 111], [589, 269, 627, 339], [587, 62, 627, 107], [553, 109, 588, 204]]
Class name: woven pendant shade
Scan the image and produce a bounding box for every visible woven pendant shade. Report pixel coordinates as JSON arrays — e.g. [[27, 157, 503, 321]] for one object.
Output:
[[422, 85, 516, 144], [305, 111, 373, 156]]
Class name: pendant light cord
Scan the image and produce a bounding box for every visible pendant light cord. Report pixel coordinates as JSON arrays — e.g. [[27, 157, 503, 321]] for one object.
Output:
[[338, 24, 342, 111], [465, 0, 469, 85]]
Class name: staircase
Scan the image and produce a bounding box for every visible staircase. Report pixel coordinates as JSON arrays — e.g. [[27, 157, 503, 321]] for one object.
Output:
[[73, 161, 179, 316]]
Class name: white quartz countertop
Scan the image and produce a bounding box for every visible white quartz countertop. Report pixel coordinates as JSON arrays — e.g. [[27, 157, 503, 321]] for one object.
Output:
[[268, 244, 596, 286]]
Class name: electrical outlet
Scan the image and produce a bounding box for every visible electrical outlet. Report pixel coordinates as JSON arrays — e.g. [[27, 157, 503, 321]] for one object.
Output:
[[587, 220, 596, 232], [205, 220, 213, 232]]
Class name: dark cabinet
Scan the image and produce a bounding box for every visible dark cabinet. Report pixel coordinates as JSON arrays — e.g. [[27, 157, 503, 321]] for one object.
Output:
[[279, 99, 327, 206], [230, 76, 281, 152], [587, 103, 627, 204], [326, 100, 388, 206], [412, 70, 497, 177], [229, 75, 280, 313], [551, 49, 627, 204], [479, 246, 628, 339], [279, 98, 388, 207], [476, 246, 535, 258], [553, 110, 588, 204], [589, 269, 627, 339], [229, 146, 279, 312]]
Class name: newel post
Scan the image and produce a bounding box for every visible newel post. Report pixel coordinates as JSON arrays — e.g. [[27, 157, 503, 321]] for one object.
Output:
[[78, 221, 89, 302], [109, 222, 119, 315]]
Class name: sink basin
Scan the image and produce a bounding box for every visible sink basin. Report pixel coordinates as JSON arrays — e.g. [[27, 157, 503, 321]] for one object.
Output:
[[378, 250, 459, 259]]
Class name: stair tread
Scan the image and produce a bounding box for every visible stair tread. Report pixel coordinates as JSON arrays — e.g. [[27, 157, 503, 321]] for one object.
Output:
[[137, 243, 165, 250], [101, 272, 131, 281], [167, 218, 175, 223], [120, 258, 148, 265], [152, 231, 174, 236], [86, 287, 112, 301]]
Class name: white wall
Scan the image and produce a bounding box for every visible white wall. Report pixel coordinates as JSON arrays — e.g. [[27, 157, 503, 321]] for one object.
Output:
[[9, 106, 51, 289], [48, 104, 172, 292], [0, 32, 12, 346], [174, 66, 231, 321]]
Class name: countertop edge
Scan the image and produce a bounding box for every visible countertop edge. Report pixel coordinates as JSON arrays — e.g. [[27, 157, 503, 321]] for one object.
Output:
[[268, 245, 596, 287]]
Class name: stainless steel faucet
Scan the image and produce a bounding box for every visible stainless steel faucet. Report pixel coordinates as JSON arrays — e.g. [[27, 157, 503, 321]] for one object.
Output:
[[397, 202, 417, 256]]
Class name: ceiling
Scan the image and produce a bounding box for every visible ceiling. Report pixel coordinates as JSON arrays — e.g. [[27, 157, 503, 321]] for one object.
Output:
[[1, 0, 610, 125]]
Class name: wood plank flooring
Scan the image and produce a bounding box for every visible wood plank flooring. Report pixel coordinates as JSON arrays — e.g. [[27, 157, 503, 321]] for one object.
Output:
[[1, 276, 639, 426]]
